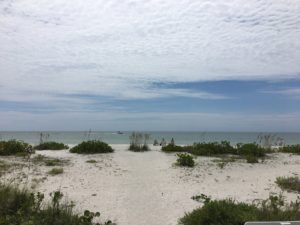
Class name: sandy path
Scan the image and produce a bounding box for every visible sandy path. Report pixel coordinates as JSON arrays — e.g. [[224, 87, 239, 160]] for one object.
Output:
[[2, 144, 300, 225]]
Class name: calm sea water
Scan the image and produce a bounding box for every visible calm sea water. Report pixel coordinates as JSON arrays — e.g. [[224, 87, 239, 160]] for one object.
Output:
[[0, 131, 299, 145]]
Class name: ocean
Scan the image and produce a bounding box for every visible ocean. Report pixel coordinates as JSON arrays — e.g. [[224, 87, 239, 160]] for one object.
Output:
[[0, 131, 299, 145]]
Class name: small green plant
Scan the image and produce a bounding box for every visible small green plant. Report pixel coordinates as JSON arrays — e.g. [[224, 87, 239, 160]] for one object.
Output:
[[191, 194, 211, 203], [70, 140, 113, 154], [276, 176, 300, 193], [34, 142, 69, 150], [48, 167, 64, 175], [86, 160, 97, 163], [246, 155, 259, 164], [0, 140, 33, 156], [176, 153, 195, 167], [280, 145, 300, 154], [153, 139, 159, 146]]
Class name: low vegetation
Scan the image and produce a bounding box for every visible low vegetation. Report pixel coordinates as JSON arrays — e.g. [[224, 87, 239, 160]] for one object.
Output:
[[0, 140, 33, 156], [34, 141, 69, 150], [48, 167, 64, 175], [276, 176, 300, 193], [176, 153, 195, 167], [128, 132, 150, 152], [32, 154, 69, 167], [86, 160, 97, 163], [0, 183, 114, 225], [70, 140, 113, 154], [180, 194, 300, 225], [212, 157, 237, 169], [162, 141, 267, 163], [0, 160, 11, 177], [279, 145, 300, 154]]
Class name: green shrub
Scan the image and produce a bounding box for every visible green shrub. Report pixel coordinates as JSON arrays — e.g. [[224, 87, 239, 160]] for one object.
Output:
[[0, 183, 114, 225], [180, 199, 258, 225], [48, 167, 64, 175], [179, 194, 300, 225], [190, 141, 235, 156], [236, 143, 266, 157], [280, 145, 300, 154], [70, 140, 113, 154], [176, 153, 195, 167], [162, 142, 267, 163], [34, 142, 69, 150], [246, 155, 259, 164], [276, 176, 300, 193], [0, 140, 33, 156], [161, 144, 187, 153]]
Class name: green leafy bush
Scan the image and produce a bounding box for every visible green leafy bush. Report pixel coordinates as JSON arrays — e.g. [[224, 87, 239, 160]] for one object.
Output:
[[70, 140, 113, 154], [179, 194, 300, 225], [176, 153, 195, 167], [279, 145, 300, 154], [190, 141, 235, 156], [0, 140, 33, 156], [162, 142, 267, 162], [276, 176, 300, 193], [34, 142, 69, 150], [236, 143, 266, 157], [0, 184, 114, 225], [161, 144, 187, 153]]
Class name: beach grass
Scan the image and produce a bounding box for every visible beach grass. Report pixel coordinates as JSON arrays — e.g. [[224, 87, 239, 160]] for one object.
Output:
[[276, 176, 300, 193], [180, 194, 300, 225], [0, 183, 114, 225], [280, 145, 300, 154]]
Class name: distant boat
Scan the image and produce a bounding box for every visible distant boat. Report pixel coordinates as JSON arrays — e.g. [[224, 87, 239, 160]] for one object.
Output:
[[117, 131, 124, 134]]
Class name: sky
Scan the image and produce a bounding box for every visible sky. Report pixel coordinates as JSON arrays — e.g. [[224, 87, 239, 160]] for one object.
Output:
[[0, 0, 300, 131]]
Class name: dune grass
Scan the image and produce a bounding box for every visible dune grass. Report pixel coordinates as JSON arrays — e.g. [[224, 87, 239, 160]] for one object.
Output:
[[70, 140, 113, 154], [279, 145, 300, 154], [0, 183, 114, 225], [34, 142, 69, 150], [180, 194, 300, 225], [32, 154, 69, 167], [276, 176, 300, 193], [162, 141, 266, 163]]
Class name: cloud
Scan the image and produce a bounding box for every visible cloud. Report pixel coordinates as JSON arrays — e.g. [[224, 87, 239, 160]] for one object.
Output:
[[0, 0, 299, 119], [263, 88, 300, 99]]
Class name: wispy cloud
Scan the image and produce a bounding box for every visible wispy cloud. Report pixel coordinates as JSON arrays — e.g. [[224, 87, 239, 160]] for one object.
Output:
[[0, 0, 300, 130], [263, 88, 300, 99]]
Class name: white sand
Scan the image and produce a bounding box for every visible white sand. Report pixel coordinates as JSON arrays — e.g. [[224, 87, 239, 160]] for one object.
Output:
[[2, 144, 300, 225]]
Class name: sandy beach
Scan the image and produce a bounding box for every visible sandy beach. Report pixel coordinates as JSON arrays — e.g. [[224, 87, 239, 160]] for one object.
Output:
[[2, 144, 300, 225]]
